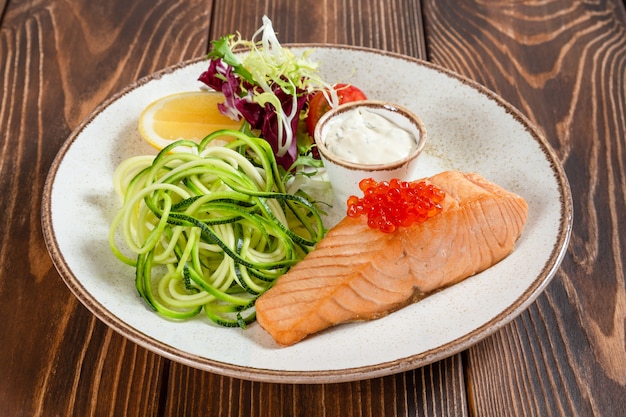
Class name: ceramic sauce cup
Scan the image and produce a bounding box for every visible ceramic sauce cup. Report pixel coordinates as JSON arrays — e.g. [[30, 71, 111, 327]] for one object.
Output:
[[314, 100, 427, 208]]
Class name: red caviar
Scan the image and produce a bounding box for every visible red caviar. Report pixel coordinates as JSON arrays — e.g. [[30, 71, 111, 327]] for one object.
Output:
[[346, 178, 446, 233]]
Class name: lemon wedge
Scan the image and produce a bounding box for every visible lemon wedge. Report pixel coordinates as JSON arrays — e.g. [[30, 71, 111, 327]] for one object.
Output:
[[138, 91, 243, 150]]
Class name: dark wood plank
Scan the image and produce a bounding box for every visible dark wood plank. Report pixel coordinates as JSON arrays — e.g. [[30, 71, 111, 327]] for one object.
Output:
[[423, 0, 626, 415], [0, 0, 8, 21], [162, 356, 468, 417], [208, 0, 426, 58], [0, 0, 212, 415]]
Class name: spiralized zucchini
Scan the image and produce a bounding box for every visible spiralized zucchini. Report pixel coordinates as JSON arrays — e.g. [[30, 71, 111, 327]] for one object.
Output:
[[109, 130, 325, 328]]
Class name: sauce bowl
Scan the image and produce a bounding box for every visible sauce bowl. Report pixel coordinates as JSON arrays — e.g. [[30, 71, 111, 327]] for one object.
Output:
[[313, 100, 427, 207]]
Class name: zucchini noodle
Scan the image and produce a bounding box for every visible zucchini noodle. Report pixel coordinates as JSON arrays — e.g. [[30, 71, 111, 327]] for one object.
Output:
[[109, 130, 325, 327]]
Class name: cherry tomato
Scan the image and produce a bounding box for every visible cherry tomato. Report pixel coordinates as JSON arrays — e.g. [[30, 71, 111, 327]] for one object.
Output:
[[306, 83, 367, 137]]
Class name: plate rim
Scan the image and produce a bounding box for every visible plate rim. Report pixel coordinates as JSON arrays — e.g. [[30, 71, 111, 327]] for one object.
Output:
[[41, 43, 573, 384]]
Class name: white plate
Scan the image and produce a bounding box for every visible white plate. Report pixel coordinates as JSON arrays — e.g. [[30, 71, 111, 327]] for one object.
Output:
[[42, 45, 572, 384]]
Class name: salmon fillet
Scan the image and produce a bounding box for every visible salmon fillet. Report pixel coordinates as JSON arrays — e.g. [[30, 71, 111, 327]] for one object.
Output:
[[255, 171, 528, 346]]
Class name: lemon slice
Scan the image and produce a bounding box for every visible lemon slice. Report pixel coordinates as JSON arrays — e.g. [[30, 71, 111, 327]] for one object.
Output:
[[138, 91, 243, 150]]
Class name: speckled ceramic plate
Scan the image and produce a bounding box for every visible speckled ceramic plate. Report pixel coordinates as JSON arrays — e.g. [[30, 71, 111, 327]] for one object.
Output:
[[42, 45, 572, 384]]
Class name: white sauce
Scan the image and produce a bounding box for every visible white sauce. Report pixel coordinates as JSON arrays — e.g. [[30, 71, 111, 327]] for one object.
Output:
[[323, 107, 417, 164]]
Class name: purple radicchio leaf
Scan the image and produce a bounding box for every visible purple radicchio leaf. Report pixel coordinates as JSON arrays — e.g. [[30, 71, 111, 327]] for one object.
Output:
[[199, 59, 309, 170], [257, 86, 309, 169], [199, 59, 244, 121], [198, 58, 227, 90]]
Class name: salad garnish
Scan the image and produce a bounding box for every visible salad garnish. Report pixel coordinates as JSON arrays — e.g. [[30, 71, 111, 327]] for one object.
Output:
[[198, 16, 337, 171]]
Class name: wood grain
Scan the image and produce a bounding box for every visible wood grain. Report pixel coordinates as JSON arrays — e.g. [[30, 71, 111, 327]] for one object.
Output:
[[160, 356, 468, 417], [424, 0, 626, 415], [209, 0, 426, 58], [0, 0, 211, 416]]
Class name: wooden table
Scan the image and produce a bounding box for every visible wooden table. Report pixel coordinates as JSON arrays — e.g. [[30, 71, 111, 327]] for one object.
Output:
[[1, 0, 625, 415]]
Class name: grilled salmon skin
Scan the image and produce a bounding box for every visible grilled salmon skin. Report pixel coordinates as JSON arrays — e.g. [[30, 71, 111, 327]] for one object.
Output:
[[255, 171, 528, 346]]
